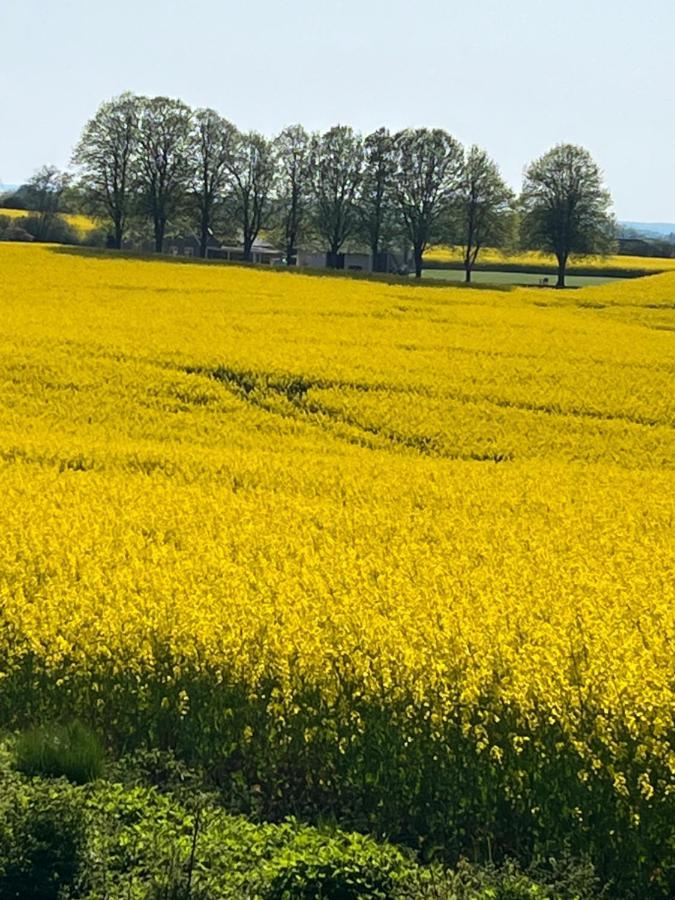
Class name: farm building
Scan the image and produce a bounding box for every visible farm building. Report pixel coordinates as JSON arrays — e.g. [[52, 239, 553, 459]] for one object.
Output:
[[164, 234, 220, 257], [297, 250, 403, 273], [207, 238, 283, 264], [122, 233, 222, 257], [124, 233, 283, 263]]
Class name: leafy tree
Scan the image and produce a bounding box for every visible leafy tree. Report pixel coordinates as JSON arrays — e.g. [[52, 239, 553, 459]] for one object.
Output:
[[72, 93, 140, 249], [0, 215, 33, 242], [451, 145, 514, 283], [520, 143, 615, 287], [227, 131, 276, 262], [393, 128, 463, 278], [190, 108, 237, 258], [136, 96, 193, 253], [311, 126, 364, 267], [273, 124, 313, 265], [20, 215, 79, 245], [0, 779, 87, 900], [360, 127, 397, 270], [22, 166, 70, 241]]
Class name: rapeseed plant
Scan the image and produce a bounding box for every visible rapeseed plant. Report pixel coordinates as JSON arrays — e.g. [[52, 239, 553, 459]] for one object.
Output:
[[0, 244, 672, 895]]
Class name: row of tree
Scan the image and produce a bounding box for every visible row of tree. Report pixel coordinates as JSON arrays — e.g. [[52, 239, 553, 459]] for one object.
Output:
[[22, 93, 618, 285]]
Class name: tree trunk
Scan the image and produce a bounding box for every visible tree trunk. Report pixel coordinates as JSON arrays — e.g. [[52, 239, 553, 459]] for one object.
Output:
[[37, 212, 49, 241], [464, 245, 473, 284], [285, 233, 297, 266], [414, 246, 423, 279], [154, 217, 165, 254], [556, 255, 567, 288], [327, 242, 340, 269], [371, 238, 383, 273], [243, 235, 253, 263], [114, 220, 123, 250], [199, 214, 209, 259], [287, 200, 298, 265]]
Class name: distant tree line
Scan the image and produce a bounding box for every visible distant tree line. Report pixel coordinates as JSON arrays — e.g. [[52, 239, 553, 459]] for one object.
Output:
[[617, 226, 675, 257], [2, 93, 618, 287]]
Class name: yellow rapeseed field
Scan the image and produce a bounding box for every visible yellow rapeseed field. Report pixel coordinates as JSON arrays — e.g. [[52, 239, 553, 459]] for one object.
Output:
[[425, 243, 675, 272], [0, 243, 673, 891], [0, 207, 97, 234]]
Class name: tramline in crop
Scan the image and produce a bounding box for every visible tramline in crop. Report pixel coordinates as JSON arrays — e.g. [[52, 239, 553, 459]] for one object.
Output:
[[0, 243, 673, 896]]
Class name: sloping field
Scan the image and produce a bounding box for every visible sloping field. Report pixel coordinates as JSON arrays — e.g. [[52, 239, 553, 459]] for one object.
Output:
[[426, 243, 675, 272], [0, 244, 673, 894], [0, 207, 97, 234]]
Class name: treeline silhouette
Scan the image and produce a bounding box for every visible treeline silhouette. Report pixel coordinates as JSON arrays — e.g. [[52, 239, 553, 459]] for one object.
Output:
[[4, 93, 616, 284]]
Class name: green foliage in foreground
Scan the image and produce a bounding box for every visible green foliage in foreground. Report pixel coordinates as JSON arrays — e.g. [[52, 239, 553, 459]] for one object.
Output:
[[14, 721, 105, 784], [0, 744, 605, 899], [0, 776, 87, 899]]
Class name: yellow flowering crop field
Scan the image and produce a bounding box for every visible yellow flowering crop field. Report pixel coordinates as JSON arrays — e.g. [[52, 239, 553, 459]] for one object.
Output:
[[1, 243, 673, 893], [425, 243, 675, 272], [0, 207, 97, 234]]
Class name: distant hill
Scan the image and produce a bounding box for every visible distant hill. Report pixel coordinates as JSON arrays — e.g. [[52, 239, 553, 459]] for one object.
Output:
[[620, 221, 675, 239]]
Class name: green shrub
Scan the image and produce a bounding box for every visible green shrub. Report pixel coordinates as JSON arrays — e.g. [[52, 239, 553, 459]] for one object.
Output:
[[20, 213, 80, 244], [80, 226, 108, 248], [108, 747, 203, 793], [260, 828, 413, 899], [395, 857, 603, 899], [0, 777, 87, 899], [14, 721, 104, 783], [0, 743, 607, 900]]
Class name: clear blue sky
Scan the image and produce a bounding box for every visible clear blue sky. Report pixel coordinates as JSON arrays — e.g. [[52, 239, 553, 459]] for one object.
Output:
[[1, 0, 673, 221]]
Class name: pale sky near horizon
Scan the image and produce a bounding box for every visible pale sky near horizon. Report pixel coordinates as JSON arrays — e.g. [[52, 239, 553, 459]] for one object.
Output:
[[0, 0, 673, 221]]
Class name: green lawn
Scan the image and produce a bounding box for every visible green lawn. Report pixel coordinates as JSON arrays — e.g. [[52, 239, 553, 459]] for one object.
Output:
[[421, 268, 622, 287]]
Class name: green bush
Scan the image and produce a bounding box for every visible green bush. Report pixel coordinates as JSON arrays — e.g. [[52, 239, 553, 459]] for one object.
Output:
[[0, 215, 34, 242], [80, 226, 108, 248], [14, 721, 104, 783], [260, 829, 413, 899], [0, 746, 608, 899], [396, 857, 603, 899], [78, 782, 414, 899], [0, 776, 87, 899], [20, 214, 80, 244]]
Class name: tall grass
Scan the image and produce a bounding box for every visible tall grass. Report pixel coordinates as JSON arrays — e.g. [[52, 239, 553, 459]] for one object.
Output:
[[14, 721, 104, 784]]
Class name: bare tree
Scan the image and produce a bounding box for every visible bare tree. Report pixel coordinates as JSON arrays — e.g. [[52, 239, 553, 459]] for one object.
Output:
[[227, 131, 276, 262], [23, 166, 71, 241], [311, 126, 364, 267], [393, 128, 463, 278], [136, 96, 193, 253], [452, 146, 514, 283], [273, 124, 313, 265], [520, 143, 615, 287], [190, 108, 237, 258], [360, 128, 397, 270], [72, 93, 140, 249]]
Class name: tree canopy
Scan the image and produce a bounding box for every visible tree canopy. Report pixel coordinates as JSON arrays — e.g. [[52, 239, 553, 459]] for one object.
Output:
[[311, 126, 364, 265], [393, 129, 463, 278], [520, 143, 615, 287], [72, 93, 139, 249], [452, 146, 514, 283], [63, 94, 620, 276]]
